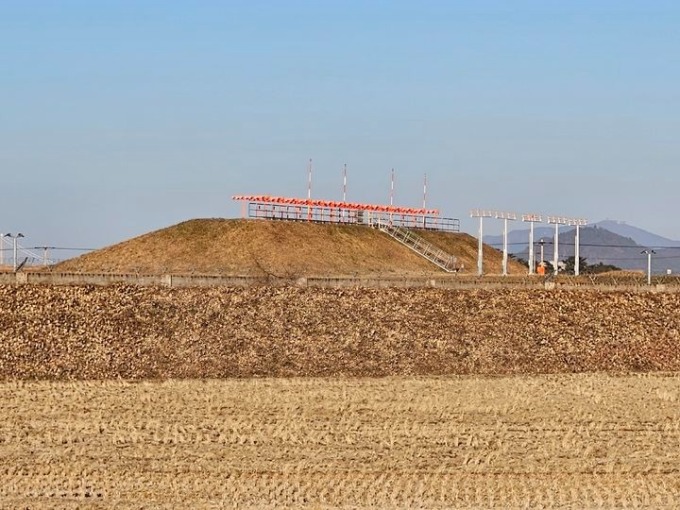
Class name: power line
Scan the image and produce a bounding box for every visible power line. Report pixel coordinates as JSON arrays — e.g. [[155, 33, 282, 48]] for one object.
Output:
[[489, 241, 680, 249], [30, 247, 95, 251]]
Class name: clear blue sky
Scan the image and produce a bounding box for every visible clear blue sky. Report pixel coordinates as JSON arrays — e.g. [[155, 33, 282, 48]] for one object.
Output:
[[2, 1, 679, 258]]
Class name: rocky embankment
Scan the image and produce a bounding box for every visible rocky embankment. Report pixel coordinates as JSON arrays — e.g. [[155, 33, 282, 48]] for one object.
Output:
[[1, 285, 679, 379]]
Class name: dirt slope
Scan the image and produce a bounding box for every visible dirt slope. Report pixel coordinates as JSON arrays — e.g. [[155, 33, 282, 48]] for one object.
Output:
[[55, 219, 519, 276], [1, 285, 678, 379]]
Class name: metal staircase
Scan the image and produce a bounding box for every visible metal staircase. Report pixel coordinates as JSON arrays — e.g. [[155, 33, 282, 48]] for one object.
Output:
[[372, 220, 459, 273]]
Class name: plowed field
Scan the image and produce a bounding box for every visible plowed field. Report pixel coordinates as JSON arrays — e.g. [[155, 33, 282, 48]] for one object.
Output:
[[1, 375, 678, 508], [3, 283, 679, 507]]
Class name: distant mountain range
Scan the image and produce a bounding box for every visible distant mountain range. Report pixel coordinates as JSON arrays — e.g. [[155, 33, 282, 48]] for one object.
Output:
[[592, 220, 680, 249], [483, 221, 680, 274]]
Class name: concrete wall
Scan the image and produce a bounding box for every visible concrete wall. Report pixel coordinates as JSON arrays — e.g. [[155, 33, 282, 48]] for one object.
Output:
[[0, 271, 678, 292]]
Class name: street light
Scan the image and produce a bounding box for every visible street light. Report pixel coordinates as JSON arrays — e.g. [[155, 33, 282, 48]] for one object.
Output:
[[4, 233, 25, 272], [522, 214, 543, 275], [547, 216, 569, 275], [494, 211, 517, 276], [538, 238, 546, 266], [470, 209, 493, 276], [641, 249, 656, 285], [566, 218, 588, 276]]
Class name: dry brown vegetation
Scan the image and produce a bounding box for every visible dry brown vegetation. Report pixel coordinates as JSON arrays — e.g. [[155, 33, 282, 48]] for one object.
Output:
[[1, 285, 679, 379], [1, 375, 678, 508], [54, 219, 524, 276], [8, 219, 679, 508]]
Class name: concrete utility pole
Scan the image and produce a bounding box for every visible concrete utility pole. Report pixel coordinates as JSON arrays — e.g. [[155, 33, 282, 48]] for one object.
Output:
[[522, 214, 542, 275], [36, 246, 56, 266], [4, 233, 24, 272], [642, 249, 656, 285]]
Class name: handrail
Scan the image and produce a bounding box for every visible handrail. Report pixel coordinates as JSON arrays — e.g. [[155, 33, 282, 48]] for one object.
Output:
[[371, 219, 459, 273]]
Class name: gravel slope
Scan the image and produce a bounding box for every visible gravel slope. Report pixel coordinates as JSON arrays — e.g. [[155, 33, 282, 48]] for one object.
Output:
[[1, 285, 678, 379]]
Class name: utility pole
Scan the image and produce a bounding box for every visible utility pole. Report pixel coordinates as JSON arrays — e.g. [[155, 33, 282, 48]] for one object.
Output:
[[642, 249, 656, 285], [4, 233, 25, 272], [36, 246, 56, 266]]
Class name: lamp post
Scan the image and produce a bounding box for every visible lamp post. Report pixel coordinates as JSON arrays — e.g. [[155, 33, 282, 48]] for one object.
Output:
[[4, 233, 25, 272], [522, 214, 542, 275], [470, 209, 493, 276], [642, 249, 656, 285], [547, 216, 569, 275], [563, 218, 588, 276], [494, 211, 517, 276]]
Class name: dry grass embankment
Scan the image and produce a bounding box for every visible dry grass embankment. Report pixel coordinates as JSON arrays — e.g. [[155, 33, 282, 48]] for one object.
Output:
[[1, 375, 678, 508], [54, 219, 523, 276], [1, 285, 679, 379]]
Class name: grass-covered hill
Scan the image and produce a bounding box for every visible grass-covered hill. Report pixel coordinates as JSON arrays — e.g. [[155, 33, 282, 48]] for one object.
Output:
[[55, 219, 525, 276]]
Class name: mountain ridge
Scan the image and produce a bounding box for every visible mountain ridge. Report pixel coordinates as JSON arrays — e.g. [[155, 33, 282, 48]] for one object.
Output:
[[484, 221, 680, 274]]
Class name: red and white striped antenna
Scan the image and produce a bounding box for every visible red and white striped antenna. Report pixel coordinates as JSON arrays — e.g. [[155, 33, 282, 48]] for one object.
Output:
[[343, 164, 347, 202], [307, 158, 312, 200], [390, 168, 395, 207], [422, 173, 427, 209], [422, 173, 428, 228]]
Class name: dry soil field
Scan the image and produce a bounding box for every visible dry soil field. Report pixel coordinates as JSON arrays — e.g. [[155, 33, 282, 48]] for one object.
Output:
[[2, 285, 680, 378], [2, 284, 679, 508], [1, 375, 679, 508]]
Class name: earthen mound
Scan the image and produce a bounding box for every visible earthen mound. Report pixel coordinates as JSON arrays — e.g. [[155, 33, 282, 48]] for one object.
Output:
[[54, 219, 524, 276]]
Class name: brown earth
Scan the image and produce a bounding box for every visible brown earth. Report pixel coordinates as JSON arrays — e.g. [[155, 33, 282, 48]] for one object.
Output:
[[1, 285, 679, 380], [54, 218, 525, 276], [2, 375, 679, 508]]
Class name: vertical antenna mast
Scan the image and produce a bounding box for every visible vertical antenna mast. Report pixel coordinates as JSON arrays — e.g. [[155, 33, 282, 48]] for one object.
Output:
[[422, 173, 427, 209], [307, 158, 312, 221], [422, 173, 427, 228], [389, 168, 395, 224], [390, 168, 395, 207], [307, 158, 312, 200], [343, 164, 347, 202]]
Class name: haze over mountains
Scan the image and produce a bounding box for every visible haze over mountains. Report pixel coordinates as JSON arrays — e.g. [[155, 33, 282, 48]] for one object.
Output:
[[484, 221, 680, 274]]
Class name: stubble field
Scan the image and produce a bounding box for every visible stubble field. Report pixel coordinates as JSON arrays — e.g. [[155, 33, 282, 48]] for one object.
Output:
[[2, 374, 679, 508]]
